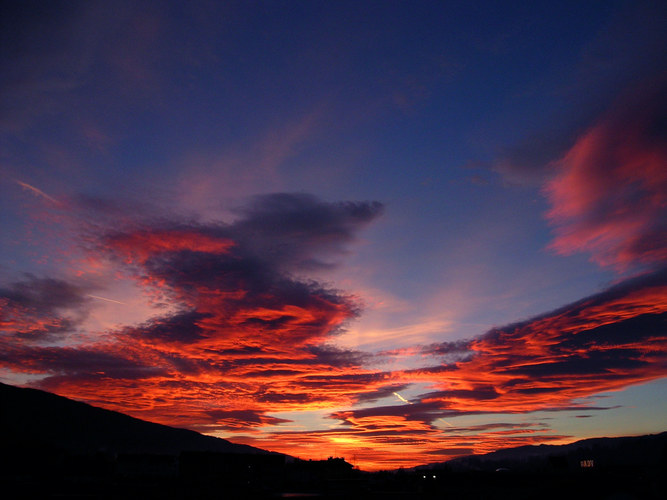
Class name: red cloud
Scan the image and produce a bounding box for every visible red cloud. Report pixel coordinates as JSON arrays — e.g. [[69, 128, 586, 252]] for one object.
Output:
[[232, 417, 567, 470], [2, 192, 666, 470], [6, 265, 662, 470], [545, 79, 667, 270], [106, 229, 235, 266], [408, 269, 667, 415], [1, 196, 390, 438], [3, 265, 666, 470]]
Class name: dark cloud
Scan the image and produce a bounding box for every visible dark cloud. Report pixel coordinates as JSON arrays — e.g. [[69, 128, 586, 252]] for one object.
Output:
[[439, 422, 546, 433], [0, 343, 162, 382], [231, 193, 384, 272], [418, 339, 474, 364], [94, 194, 383, 354], [331, 401, 467, 426], [123, 310, 211, 343], [0, 275, 90, 340], [98, 194, 382, 336], [431, 448, 475, 456], [420, 339, 471, 356], [254, 392, 322, 405], [298, 372, 390, 387], [421, 386, 500, 401], [480, 267, 667, 339], [306, 345, 371, 368], [354, 383, 411, 404], [205, 409, 291, 430], [1, 193, 388, 434], [560, 312, 667, 350], [0, 275, 87, 313], [497, 128, 581, 185], [539, 406, 621, 413]]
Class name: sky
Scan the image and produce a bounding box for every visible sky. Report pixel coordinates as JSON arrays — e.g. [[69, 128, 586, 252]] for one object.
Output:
[[1, 0, 666, 470]]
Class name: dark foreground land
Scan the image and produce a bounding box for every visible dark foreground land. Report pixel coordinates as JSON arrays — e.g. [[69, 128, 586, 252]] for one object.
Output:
[[2, 383, 665, 498], [2, 456, 666, 500]]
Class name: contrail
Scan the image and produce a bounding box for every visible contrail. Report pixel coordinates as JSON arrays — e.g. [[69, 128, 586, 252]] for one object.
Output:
[[87, 294, 126, 305], [14, 179, 61, 205], [393, 392, 455, 427], [393, 392, 413, 405]]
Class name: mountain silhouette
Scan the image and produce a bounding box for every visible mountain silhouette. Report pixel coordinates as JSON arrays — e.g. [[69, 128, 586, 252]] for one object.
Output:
[[419, 431, 667, 473], [1, 382, 665, 498], [0, 382, 270, 456]]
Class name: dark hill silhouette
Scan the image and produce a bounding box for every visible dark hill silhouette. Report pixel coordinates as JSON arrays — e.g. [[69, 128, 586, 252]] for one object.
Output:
[[0, 382, 270, 456], [418, 431, 667, 473], [1, 381, 665, 498], [408, 433, 667, 500]]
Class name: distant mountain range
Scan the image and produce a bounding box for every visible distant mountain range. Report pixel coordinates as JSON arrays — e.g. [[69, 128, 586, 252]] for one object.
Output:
[[418, 431, 667, 473], [0, 382, 270, 457]]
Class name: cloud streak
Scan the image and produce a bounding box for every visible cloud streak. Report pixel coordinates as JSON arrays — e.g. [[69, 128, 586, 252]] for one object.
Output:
[[14, 179, 62, 206]]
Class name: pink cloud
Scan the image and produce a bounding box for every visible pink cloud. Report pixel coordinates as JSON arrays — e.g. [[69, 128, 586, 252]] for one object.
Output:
[[545, 78, 667, 270]]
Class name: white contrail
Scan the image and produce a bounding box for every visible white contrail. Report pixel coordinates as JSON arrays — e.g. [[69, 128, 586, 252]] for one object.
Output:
[[14, 179, 62, 205], [87, 294, 126, 305], [393, 392, 413, 405], [438, 418, 454, 427], [393, 392, 455, 427]]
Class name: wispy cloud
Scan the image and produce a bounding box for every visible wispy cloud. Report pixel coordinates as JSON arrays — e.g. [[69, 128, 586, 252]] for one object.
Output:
[[14, 179, 62, 206], [86, 294, 126, 305]]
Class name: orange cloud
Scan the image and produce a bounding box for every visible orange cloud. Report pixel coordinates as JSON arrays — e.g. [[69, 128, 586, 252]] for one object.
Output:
[[106, 229, 235, 266], [1, 195, 388, 433], [2, 192, 666, 470], [3, 264, 665, 469], [410, 269, 667, 412]]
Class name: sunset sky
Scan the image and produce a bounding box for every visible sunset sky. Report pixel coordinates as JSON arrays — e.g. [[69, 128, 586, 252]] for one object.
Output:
[[1, 0, 666, 470]]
